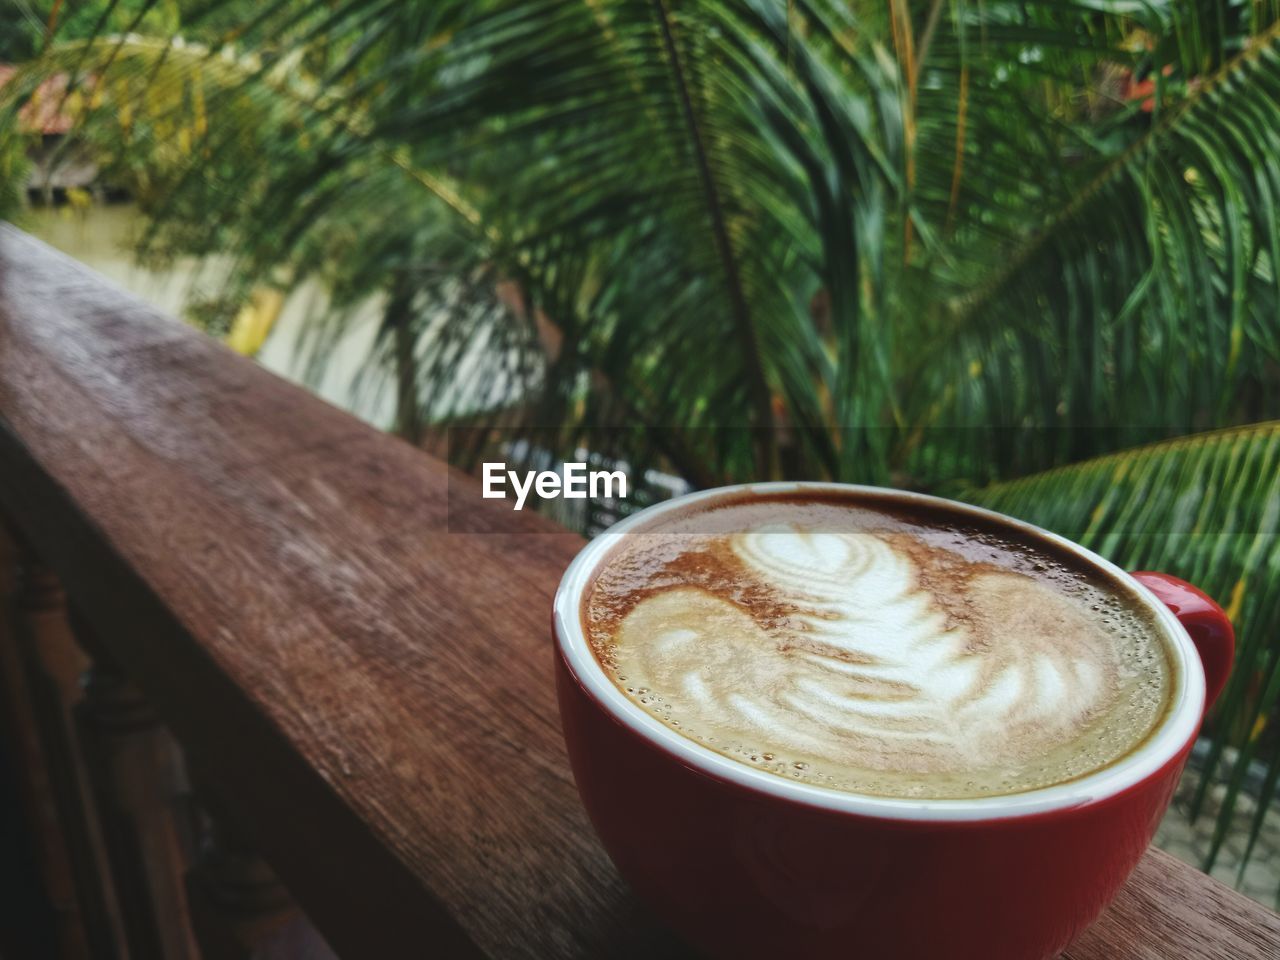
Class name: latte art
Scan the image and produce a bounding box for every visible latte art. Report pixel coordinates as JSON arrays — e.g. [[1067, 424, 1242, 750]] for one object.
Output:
[[584, 494, 1173, 799]]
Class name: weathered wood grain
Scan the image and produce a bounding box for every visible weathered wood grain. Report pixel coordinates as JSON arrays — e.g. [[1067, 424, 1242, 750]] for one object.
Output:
[[1064, 848, 1280, 959], [1, 224, 1276, 959]]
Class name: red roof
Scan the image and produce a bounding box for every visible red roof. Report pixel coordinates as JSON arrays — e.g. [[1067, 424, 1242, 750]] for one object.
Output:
[[0, 65, 79, 135]]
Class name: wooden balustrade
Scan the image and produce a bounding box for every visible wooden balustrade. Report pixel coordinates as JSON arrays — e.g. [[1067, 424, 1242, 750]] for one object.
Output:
[[69, 609, 199, 960], [1, 222, 1278, 959], [7, 541, 126, 958]]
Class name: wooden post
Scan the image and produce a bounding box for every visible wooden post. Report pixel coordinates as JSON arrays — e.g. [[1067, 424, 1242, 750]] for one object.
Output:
[[0, 523, 70, 958], [5, 540, 125, 958], [71, 610, 201, 960], [185, 796, 338, 960]]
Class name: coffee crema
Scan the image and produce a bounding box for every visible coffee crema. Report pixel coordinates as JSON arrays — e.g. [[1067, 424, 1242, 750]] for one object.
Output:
[[582, 492, 1175, 800]]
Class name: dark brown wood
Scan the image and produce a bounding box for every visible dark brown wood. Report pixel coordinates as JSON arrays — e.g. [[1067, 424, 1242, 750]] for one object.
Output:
[[71, 611, 200, 960], [0, 525, 91, 959], [6, 544, 126, 958], [185, 804, 337, 960], [0, 224, 681, 959], [0, 224, 1276, 959]]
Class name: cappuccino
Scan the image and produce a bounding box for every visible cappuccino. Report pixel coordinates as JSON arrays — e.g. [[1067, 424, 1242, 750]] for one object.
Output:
[[582, 491, 1174, 800]]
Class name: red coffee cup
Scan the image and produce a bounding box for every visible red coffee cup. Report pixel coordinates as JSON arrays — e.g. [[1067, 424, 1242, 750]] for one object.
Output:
[[553, 484, 1234, 960]]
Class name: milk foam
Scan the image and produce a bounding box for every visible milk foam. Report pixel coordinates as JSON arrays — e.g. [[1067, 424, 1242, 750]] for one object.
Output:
[[585, 498, 1173, 799]]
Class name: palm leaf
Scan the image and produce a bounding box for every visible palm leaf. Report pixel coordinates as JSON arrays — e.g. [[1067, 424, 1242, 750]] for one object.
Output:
[[960, 421, 1280, 889], [15, 1, 914, 485], [907, 22, 1280, 485]]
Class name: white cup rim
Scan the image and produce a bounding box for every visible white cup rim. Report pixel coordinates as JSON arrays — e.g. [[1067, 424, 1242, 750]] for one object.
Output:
[[554, 482, 1205, 822]]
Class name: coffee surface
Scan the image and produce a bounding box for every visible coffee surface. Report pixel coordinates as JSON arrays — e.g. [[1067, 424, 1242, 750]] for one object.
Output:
[[583, 492, 1174, 799]]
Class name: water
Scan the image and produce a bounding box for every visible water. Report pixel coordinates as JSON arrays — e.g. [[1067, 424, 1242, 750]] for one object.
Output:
[[23, 203, 395, 427]]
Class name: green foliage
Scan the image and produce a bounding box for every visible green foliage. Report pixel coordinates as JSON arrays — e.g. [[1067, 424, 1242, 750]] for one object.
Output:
[[0, 1, 43, 61], [962, 423, 1280, 886], [910, 28, 1280, 483], [4, 0, 1280, 894], [0, 132, 28, 218]]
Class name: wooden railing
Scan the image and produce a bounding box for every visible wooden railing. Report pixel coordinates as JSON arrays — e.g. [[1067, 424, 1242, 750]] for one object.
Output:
[[0, 222, 1277, 959]]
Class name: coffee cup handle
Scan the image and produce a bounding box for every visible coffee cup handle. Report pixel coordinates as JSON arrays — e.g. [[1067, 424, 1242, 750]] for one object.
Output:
[[1130, 572, 1235, 713]]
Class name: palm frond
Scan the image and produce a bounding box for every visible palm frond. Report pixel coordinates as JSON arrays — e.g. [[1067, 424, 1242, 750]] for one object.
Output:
[[16, 1, 915, 484], [909, 23, 1280, 483], [961, 421, 1280, 884]]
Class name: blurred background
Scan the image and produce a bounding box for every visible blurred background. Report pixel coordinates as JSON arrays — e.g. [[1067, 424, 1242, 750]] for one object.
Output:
[[1, 0, 1278, 928]]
